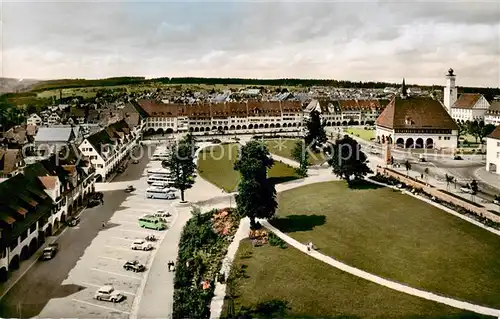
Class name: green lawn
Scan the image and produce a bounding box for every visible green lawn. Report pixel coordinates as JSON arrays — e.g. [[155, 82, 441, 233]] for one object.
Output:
[[344, 127, 376, 141], [197, 144, 300, 192], [271, 181, 500, 308], [222, 240, 489, 319], [264, 139, 328, 166]]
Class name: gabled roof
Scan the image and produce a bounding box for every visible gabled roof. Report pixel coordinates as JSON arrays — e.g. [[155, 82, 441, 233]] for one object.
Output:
[[487, 101, 500, 115], [35, 127, 75, 143], [85, 120, 131, 158], [0, 149, 22, 174], [280, 101, 301, 112], [136, 100, 178, 117], [452, 93, 482, 109], [38, 176, 57, 190], [488, 125, 500, 140], [0, 173, 54, 236], [376, 96, 458, 130]]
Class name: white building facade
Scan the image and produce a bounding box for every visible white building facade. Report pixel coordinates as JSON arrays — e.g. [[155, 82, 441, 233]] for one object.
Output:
[[451, 94, 490, 122], [486, 126, 500, 174]]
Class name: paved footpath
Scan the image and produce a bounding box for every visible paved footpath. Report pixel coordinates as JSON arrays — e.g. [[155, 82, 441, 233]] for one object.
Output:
[[475, 167, 500, 192], [261, 220, 500, 317]]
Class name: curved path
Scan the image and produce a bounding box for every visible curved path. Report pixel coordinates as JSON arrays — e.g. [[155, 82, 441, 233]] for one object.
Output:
[[261, 220, 500, 317]]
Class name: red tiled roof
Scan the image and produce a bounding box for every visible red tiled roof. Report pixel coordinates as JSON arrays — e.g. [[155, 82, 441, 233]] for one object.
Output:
[[376, 96, 458, 130], [0, 149, 22, 174], [487, 101, 500, 115], [280, 101, 301, 112], [227, 102, 248, 116], [137, 100, 179, 117], [453, 93, 482, 109], [339, 99, 382, 111], [185, 104, 211, 118], [38, 176, 57, 189], [488, 125, 500, 140], [248, 101, 281, 116]]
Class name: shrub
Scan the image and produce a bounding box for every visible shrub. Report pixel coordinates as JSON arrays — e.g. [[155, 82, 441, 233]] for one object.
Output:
[[268, 232, 287, 249], [173, 208, 239, 319]]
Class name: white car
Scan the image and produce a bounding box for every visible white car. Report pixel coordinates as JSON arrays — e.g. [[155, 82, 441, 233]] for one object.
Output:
[[460, 187, 474, 194], [154, 210, 171, 218], [94, 285, 125, 303], [151, 181, 169, 188], [130, 239, 153, 251]]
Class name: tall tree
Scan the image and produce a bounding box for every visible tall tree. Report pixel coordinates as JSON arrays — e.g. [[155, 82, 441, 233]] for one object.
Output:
[[291, 140, 308, 177], [234, 141, 277, 228], [456, 121, 467, 146], [478, 123, 496, 144], [305, 110, 326, 150], [327, 135, 371, 187], [162, 140, 196, 202]]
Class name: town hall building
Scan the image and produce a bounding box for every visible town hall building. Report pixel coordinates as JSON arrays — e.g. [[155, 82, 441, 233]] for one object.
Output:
[[376, 79, 458, 150]]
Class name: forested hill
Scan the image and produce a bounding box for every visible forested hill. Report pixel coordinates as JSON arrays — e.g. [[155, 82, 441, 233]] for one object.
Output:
[[28, 76, 500, 100]]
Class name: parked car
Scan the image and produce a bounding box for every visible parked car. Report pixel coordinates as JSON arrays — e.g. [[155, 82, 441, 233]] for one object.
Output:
[[460, 186, 474, 194], [453, 155, 463, 160], [123, 260, 145, 272], [94, 285, 125, 303], [87, 199, 101, 208], [418, 154, 426, 162], [125, 185, 135, 193], [39, 243, 59, 261], [154, 210, 171, 218], [130, 239, 153, 251], [66, 216, 80, 227]]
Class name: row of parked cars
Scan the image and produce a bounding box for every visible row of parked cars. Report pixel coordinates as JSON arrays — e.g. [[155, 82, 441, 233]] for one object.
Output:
[[93, 209, 173, 303]]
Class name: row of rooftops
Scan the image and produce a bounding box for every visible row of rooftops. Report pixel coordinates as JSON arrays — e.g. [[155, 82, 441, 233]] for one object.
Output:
[[0, 151, 93, 239], [135, 98, 394, 118], [85, 119, 135, 159], [306, 99, 391, 114], [135, 100, 304, 118]]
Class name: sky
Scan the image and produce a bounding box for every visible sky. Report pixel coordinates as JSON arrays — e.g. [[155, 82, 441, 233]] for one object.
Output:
[[1, 1, 499, 87]]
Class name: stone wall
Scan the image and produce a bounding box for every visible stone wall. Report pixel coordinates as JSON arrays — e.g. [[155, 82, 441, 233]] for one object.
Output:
[[376, 166, 500, 223]]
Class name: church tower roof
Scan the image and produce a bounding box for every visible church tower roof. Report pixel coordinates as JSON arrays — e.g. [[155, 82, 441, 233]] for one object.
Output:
[[401, 78, 407, 98]]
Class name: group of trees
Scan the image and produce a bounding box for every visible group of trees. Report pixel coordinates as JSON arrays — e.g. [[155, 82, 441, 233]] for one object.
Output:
[[0, 95, 27, 131], [457, 120, 496, 145], [162, 133, 197, 202], [234, 141, 277, 228]]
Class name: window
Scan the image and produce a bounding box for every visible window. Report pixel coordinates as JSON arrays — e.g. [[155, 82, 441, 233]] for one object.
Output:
[[21, 230, 28, 241], [30, 223, 37, 234], [497, 142, 500, 147], [497, 152, 500, 159]]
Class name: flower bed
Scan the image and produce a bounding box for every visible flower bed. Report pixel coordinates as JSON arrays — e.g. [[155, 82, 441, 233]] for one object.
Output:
[[173, 207, 239, 319], [438, 189, 484, 208]]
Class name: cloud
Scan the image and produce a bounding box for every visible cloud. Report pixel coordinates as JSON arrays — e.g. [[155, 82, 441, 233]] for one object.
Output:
[[1, 1, 499, 87]]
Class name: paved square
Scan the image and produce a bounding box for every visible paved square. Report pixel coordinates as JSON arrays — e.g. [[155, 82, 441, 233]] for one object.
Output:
[[39, 161, 178, 318]]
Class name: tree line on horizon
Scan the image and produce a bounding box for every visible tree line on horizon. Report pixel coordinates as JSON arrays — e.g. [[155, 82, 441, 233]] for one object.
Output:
[[26, 76, 500, 100]]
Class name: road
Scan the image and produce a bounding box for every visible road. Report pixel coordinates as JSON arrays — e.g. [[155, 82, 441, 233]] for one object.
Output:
[[0, 146, 150, 318]]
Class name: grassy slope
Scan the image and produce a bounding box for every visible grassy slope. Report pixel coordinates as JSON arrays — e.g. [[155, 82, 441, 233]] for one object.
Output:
[[223, 240, 489, 318], [272, 181, 500, 308], [197, 144, 300, 192]]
